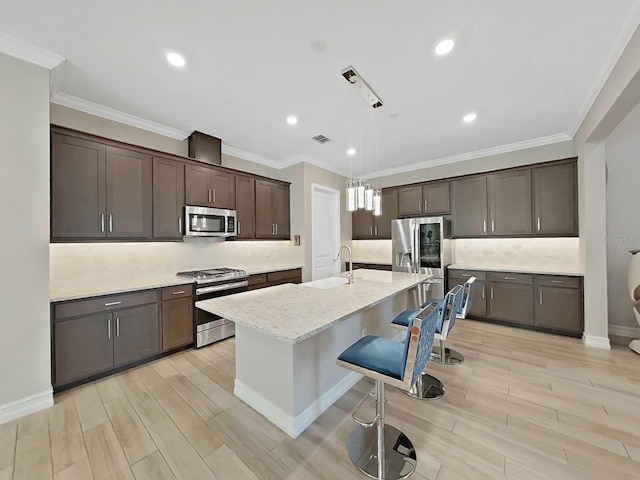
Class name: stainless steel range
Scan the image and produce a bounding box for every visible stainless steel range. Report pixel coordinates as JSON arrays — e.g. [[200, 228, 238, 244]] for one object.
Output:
[[176, 267, 248, 347]]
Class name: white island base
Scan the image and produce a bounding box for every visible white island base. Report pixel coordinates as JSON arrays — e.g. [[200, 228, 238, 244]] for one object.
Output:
[[233, 293, 406, 438]]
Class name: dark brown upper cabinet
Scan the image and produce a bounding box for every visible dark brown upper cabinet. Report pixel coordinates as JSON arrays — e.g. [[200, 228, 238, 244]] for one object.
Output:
[[51, 133, 152, 241], [255, 180, 290, 239], [487, 170, 532, 236], [185, 164, 235, 209], [152, 157, 185, 239], [235, 175, 256, 239], [351, 188, 398, 240], [188, 131, 221, 165], [532, 162, 578, 236], [451, 176, 489, 237], [397, 182, 450, 217]]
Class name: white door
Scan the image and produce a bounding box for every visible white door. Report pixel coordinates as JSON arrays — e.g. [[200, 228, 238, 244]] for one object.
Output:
[[312, 184, 340, 280]]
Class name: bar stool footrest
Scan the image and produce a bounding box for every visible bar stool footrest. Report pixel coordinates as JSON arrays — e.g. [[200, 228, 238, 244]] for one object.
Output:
[[347, 424, 417, 480], [431, 346, 464, 365]]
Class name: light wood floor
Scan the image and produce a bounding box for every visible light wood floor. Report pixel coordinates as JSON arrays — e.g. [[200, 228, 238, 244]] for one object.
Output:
[[1, 319, 640, 480]]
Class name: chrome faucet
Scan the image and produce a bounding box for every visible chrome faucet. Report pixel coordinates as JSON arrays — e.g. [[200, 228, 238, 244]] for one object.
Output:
[[334, 245, 354, 284]]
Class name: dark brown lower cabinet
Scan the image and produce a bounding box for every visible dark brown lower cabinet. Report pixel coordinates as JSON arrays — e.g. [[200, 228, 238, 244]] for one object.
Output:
[[488, 281, 534, 324], [162, 297, 194, 351], [248, 274, 267, 290], [266, 268, 302, 286], [534, 276, 583, 333], [54, 313, 114, 386], [113, 304, 160, 366], [448, 272, 487, 318]]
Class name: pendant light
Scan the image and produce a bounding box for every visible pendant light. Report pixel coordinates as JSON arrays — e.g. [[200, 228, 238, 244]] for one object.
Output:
[[356, 179, 365, 209], [365, 184, 374, 210], [346, 179, 357, 212], [372, 189, 382, 216]]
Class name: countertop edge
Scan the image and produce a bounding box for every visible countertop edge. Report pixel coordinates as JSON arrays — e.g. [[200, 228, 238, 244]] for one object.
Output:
[[447, 264, 584, 276]]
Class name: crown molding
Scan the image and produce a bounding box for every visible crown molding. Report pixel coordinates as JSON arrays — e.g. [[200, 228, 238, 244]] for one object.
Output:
[[0, 33, 64, 69], [222, 145, 283, 169], [370, 132, 573, 179], [567, 4, 640, 138], [50, 92, 190, 140]]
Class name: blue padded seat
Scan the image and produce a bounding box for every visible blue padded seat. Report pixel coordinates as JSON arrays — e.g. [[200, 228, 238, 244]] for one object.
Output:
[[338, 335, 407, 380], [392, 300, 445, 333]]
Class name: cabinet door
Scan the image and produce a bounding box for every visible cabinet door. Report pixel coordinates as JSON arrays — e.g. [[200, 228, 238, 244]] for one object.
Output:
[[449, 277, 487, 318], [255, 180, 274, 238], [51, 133, 106, 239], [113, 304, 160, 366], [423, 182, 450, 214], [162, 298, 193, 351], [106, 147, 152, 238], [397, 185, 423, 216], [235, 176, 256, 239], [352, 209, 374, 239], [451, 177, 488, 237], [488, 170, 532, 235], [211, 170, 236, 209], [54, 313, 113, 386], [535, 286, 582, 333], [488, 282, 534, 324], [533, 163, 577, 236], [373, 189, 398, 239], [273, 184, 290, 239], [185, 164, 213, 206], [153, 157, 184, 239]]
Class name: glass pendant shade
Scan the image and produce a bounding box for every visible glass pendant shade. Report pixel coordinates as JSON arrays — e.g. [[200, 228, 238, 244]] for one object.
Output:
[[346, 179, 357, 212], [356, 179, 365, 209], [372, 189, 382, 216], [364, 184, 374, 210]]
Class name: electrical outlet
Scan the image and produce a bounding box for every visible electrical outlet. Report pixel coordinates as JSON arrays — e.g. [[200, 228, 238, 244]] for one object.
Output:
[[546, 249, 553, 257]]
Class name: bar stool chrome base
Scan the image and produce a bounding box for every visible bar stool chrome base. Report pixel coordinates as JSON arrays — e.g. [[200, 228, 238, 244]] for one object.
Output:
[[432, 346, 464, 365], [404, 373, 445, 400], [347, 424, 417, 480]]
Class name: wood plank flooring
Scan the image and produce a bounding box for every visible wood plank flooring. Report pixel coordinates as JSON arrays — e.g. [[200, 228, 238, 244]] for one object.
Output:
[[1, 319, 639, 479]]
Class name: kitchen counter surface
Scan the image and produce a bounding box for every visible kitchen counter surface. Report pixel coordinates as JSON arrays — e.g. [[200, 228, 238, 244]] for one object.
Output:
[[50, 264, 304, 302], [196, 269, 430, 344], [448, 264, 584, 276]]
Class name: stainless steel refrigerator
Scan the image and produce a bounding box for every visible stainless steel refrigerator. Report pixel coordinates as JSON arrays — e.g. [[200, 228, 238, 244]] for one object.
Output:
[[392, 217, 452, 307]]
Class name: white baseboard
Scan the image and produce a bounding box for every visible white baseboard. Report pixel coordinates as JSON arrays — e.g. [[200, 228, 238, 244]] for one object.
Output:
[[582, 334, 611, 350], [0, 389, 53, 425], [608, 324, 640, 338], [235, 371, 362, 439]]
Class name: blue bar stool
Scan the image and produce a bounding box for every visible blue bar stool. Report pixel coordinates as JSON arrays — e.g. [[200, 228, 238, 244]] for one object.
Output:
[[390, 284, 465, 400], [337, 302, 440, 480]]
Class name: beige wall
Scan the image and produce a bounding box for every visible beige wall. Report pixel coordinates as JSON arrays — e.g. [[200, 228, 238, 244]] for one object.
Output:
[[0, 53, 52, 419]]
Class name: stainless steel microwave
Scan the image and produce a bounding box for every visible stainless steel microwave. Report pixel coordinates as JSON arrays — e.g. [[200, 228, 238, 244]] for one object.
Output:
[[184, 206, 237, 238]]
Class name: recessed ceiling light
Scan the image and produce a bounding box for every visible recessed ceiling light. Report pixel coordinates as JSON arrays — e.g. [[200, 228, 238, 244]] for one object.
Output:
[[166, 52, 186, 67], [463, 113, 477, 123], [435, 39, 455, 55], [286, 116, 298, 125], [347, 148, 356, 156], [309, 38, 328, 53]]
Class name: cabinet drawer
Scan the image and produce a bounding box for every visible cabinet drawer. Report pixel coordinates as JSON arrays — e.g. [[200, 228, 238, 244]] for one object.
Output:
[[161, 284, 193, 300], [267, 269, 302, 282], [488, 272, 533, 284], [448, 269, 486, 281], [55, 290, 158, 320], [248, 274, 267, 287], [534, 275, 580, 289]]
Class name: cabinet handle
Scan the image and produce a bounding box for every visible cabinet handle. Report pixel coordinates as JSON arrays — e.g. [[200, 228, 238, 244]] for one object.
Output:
[[550, 280, 564, 284], [491, 219, 495, 232], [275, 223, 278, 235], [461, 274, 471, 278], [504, 276, 516, 280], [213, 189, 216, 203], [100, 214, 105, 233], [237, 221, 240, 235], [482, 286, 486, 299], [116, 317, 120, 337], [537, 217, 541, 231], [483, 220, 487, 233], [178, 218, 182, 234], [172, 290, 185, 295], [418, 201, 421, 211], [490, 286, 494, 300], [109, 214, 113, 233], [208, 189, 212, 203], [375, 225, 378, 236], [272, 224, 275, 235], [104, 301, 121, 307], [370, 226, 373, 236], [108, 318, 111, 340], [539, 291, 543, 305], [424, 199, 427, 212]]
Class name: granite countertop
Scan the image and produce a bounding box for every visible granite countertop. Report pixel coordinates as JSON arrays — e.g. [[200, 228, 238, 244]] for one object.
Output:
[[196, 269, 430, 344], [50, 264, 304, 302], [448, 264, 584, 276]]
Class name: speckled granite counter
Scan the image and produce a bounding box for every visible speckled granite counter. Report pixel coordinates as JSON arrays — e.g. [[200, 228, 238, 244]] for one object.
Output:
[[448, 264, 584, 276], [196, 269, 430, 344]]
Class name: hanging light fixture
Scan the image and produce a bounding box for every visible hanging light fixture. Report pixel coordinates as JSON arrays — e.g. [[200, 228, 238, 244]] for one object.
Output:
[[365, 183, 374, 210], [356, 179, 366, 209], [346, 179, 357, 212], [372, 189, 382, 216]]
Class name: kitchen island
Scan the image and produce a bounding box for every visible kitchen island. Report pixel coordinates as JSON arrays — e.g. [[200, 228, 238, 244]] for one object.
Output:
[[196, 269, 430, 438]]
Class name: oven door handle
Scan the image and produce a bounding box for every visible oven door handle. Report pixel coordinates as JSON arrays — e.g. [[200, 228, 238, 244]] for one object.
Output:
[[196, 280, 249, 295]]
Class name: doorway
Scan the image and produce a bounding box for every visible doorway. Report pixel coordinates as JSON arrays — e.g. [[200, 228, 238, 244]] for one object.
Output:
[[311, 184, 341, 281]]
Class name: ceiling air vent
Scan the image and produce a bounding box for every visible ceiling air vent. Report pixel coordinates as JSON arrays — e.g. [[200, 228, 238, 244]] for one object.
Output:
[[312, 134, 331, 144]]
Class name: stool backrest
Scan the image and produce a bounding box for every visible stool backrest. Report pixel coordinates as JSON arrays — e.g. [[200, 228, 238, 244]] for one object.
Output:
[[402, 302, 440, 388], [458, 277, 477, 319], [441, 284, 464, 336]]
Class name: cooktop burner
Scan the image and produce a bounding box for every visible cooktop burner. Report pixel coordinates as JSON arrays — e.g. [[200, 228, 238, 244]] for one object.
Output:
[[176, 267, 248, 283]]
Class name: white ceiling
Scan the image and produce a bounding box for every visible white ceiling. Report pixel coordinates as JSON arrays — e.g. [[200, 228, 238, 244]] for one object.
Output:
[[1, 0, 640, 177]]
